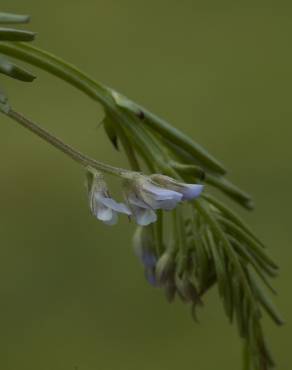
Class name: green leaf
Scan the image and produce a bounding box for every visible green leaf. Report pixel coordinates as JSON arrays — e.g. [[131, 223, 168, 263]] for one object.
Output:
[[170, 161, 205, 181], [203, 228, 225, 294], [233, 278, 248, 337], [229, 236, 277, 293], [203, 227, 234, 321], [102, 114, 119, 150], [216, 215, 278, 271], [0, 12, 30, 24], [110, 88, 227, 175], [0, 57, 36, 81], [0, 27, 36, 42], [247, 268, 284, 325], [196, 199, 255, 303], [204, 173, 254, 210], [203, 193, 264, 248], [187, 214, 212, 291]]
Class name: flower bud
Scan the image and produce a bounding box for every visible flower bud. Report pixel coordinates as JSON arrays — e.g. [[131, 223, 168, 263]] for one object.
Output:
[[155, 251, 175, 285], [133, 226, 157, 269], [144, 267, 158, 287], [175, 273, 202, 304]]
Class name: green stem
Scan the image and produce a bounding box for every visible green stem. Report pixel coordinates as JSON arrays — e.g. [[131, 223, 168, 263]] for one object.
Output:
[[0, 42, 226, 178], [4, 108, 127, 176], [0, 43, 169, 175], [0, 42, 112, 107]]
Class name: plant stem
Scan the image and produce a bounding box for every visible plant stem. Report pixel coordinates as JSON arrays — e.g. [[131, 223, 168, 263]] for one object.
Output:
[[0, 43, 227, 176], [5, 108, 127, 177]]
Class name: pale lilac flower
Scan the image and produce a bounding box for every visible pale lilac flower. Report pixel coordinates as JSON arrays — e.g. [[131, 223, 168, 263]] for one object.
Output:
[[150, 174, 204, 200], [133, 226, 158, 287], [138, 181, 182, 210], [124, 174, 183, 225], [126, 190, 157, 226], [144, 269, 158, 287], [133, 227, 157, 268], [88, 172, 131, 225], [123, 173, 203, 226]]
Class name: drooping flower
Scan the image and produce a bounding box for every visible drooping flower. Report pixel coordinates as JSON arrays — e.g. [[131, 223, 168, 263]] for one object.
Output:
[[133, 226, 158, 287], [150, 174, 204, 200], [124, 173, 183, 225], [87, 171, 131, 225], [125, 189, 158, 226], [133, 226, 157, 268], [123, 173, 203, 226]]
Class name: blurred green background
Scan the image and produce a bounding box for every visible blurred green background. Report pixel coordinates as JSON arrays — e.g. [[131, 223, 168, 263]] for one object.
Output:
[[0, 1, 291, 369]]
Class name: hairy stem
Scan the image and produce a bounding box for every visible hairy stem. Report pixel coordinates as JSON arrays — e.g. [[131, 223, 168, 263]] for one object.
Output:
[[5, 108, 127, 176]]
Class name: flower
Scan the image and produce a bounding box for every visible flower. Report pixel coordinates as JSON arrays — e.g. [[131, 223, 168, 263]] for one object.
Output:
[[150, 174, 204, 200], [123, 173, 203, 226], [133, 226, 157, 268], [125, 189, 158, 226], [124, 173, 183, 226], [87, 171, 131, 225], [133, 226, 158, 287]]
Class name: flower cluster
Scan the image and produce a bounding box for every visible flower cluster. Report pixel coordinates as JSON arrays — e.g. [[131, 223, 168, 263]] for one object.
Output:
[[87, 171, 204, 226]]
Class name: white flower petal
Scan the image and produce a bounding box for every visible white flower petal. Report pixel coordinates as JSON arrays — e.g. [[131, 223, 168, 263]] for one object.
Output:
[[96, 205, 114, 222]]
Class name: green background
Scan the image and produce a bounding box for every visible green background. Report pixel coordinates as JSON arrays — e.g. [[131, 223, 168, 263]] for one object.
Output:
[[0, 1, 290, 369]]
